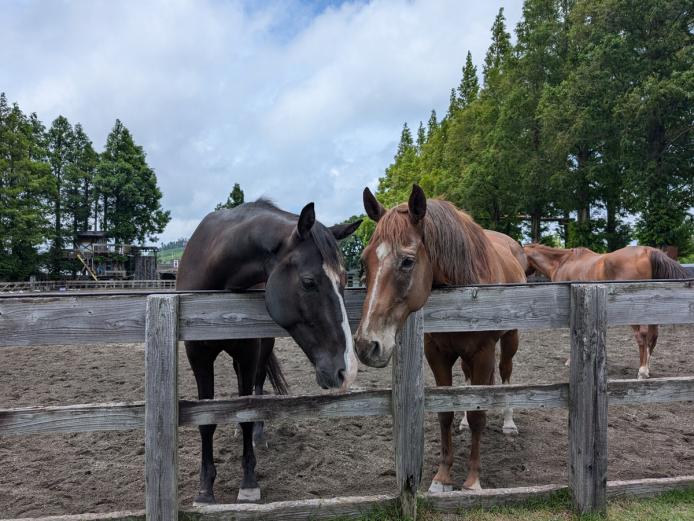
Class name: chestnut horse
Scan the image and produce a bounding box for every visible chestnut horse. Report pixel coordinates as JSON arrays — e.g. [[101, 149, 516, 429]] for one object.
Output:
[[355, 185, 526, 492], [524, 243, 689, 379]]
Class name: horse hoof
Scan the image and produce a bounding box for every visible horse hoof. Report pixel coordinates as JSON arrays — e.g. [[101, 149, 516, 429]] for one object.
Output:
[[428, 480, 453, 493], [503, 424, 519, 435], [237, 487, 261, 503], [637, 369, 649, 380], [193, 492, 216, 506], [462, 479, 482, 491]]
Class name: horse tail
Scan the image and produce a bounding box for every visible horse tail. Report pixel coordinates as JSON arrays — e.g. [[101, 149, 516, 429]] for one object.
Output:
[[649, 249, 689, 280], [265, 349, 289, 395]]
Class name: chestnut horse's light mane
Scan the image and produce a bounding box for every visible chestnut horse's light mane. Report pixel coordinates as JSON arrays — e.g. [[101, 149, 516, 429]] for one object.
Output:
[[372, 199, 494, 284]]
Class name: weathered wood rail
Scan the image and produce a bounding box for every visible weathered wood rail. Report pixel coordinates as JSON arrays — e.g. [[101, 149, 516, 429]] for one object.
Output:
[[1, 280, 693, 520]]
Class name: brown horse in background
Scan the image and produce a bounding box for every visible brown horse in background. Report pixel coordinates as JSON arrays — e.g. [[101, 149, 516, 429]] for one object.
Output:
[[355, 185, 526, 492], [524, 243, 689, 379]]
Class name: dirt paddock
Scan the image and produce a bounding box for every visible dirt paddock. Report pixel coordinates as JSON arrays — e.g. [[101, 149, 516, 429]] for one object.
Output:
[[0, 325, 692, 518]]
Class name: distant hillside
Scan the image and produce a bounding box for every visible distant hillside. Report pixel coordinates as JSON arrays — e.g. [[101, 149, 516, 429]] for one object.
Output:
[[158, 239, 187, 264]]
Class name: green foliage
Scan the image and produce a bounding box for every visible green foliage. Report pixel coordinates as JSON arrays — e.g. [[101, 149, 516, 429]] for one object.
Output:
[[0, 94, 170, 280], [0, 93, 54, 280], [336, 214, 366, 272], [375, 0, 692, 254], [96, 119, 170, 244], [215, 182, 245, 210]]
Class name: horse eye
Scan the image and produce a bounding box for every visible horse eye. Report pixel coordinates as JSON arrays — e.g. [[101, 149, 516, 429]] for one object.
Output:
[[301, 277, 317, 290], [400, 257, 415, 270]]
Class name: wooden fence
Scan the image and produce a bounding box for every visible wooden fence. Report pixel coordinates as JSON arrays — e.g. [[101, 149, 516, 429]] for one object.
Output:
[[0, 279, 176, 293], [1, 281, 693, 520]]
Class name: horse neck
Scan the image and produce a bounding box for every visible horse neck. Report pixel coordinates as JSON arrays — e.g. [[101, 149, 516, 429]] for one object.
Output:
[[221, 214, 295, 290], [528, 246, 573, 280]]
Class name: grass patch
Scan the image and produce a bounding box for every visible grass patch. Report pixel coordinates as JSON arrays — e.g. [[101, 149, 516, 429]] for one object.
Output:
[[340, 488, 694, 521]]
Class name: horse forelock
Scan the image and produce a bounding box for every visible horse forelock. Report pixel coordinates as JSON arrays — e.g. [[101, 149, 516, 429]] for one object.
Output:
[[371, 199, 493, 284], [310, 223, 342, 273]]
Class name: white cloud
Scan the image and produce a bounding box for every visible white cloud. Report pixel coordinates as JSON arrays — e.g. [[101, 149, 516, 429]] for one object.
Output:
[[1, 0, 523, 243]]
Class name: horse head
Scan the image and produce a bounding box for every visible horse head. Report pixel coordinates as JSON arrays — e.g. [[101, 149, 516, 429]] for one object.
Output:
[[265, 202, 362, 389], [354, 185, 433, 368]]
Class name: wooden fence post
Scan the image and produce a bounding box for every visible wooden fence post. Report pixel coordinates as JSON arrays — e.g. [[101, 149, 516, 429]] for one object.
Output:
[[569, 284, 608, 515], [145, 294, 179, 521], [392, 309, 425, 520]]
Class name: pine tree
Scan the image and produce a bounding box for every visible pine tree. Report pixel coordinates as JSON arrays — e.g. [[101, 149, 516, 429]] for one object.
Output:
[[483, 8, 512, 87], [427, 110, 438, 139], [215, 182, 245, 210], [46, 115, 76, 276], [396, 123, 414, 158], [64, 124, 98, 236], [96, 120, 170, 244], [416, 122, 426, 150], [0, 93, 53, 280], [458, 51, 479, 108]]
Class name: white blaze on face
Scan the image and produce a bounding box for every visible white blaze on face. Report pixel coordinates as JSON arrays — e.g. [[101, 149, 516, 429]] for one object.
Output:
[[361, 242, 391, 334], [324, 264, 358, 390]]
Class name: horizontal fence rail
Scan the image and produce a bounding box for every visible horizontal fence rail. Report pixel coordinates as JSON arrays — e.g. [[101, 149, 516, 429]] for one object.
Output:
[[1, 280, 693, 347], [1, 376, 692, 436]]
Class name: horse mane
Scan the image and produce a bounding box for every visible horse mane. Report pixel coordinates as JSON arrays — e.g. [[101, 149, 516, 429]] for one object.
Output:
[[373, 199, 493, 284]]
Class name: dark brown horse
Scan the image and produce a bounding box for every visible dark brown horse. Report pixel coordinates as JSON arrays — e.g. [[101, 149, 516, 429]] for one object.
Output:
[[177, 199, 360, 504], [355, 185, 526, 492], [524, 243, 689, 379]]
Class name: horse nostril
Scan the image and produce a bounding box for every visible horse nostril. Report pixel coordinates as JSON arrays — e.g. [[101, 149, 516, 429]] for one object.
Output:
[[369, 341, 381, 359]]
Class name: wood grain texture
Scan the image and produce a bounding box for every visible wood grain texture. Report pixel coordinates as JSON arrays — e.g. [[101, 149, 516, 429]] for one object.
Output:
[[0, 294, 147, 346], [392, 310, 425, 520], [145, 294, 179, 521], [179, 389, 392, 425], [422, 283, 571, 332], [608, 376, 694, 405], [568, 284, 608, 515], [606, 475, 694, 498], [607, 280, 694, 325], [425, 382, 569, 412], [0, 401, 145, 435], [190, 494, 397, 520]]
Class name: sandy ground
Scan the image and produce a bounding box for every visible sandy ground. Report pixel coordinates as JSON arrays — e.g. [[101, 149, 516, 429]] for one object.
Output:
[[0, 325, 692, 518]]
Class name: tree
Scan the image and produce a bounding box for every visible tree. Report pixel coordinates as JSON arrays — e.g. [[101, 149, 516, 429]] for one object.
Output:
[[458, 51, 479, 109], [65, 124, 98, 235], [614, 0, 693, 255], [0, 93, 53, 280], [46, 115, 75, 276], [336, 215, 366, 272], [95, 120, 170, 244], [215, 182, 245, 211]]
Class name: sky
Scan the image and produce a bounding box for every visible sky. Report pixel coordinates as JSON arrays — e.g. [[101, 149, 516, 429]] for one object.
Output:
[[1, 0, 524, 244]]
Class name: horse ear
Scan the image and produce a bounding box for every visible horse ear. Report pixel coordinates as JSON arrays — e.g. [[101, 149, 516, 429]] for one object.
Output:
[[363, 187, 385, 222], [297, 202, 315, 240], [408, 184, 427, 225], [329, 219, 363, 241]]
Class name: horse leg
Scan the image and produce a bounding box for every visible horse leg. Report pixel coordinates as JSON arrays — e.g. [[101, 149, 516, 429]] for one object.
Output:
[[646, 325, 658, 376], [425, 336, 457, 493], [463, 343, 495, 491], [499, 330, 519, 435], [633, 325, 650, 379], [252, 338, 274, 449], [231, 340, 262, 502], [458, 359, 471, 431], [185, 341, 222, 505]]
